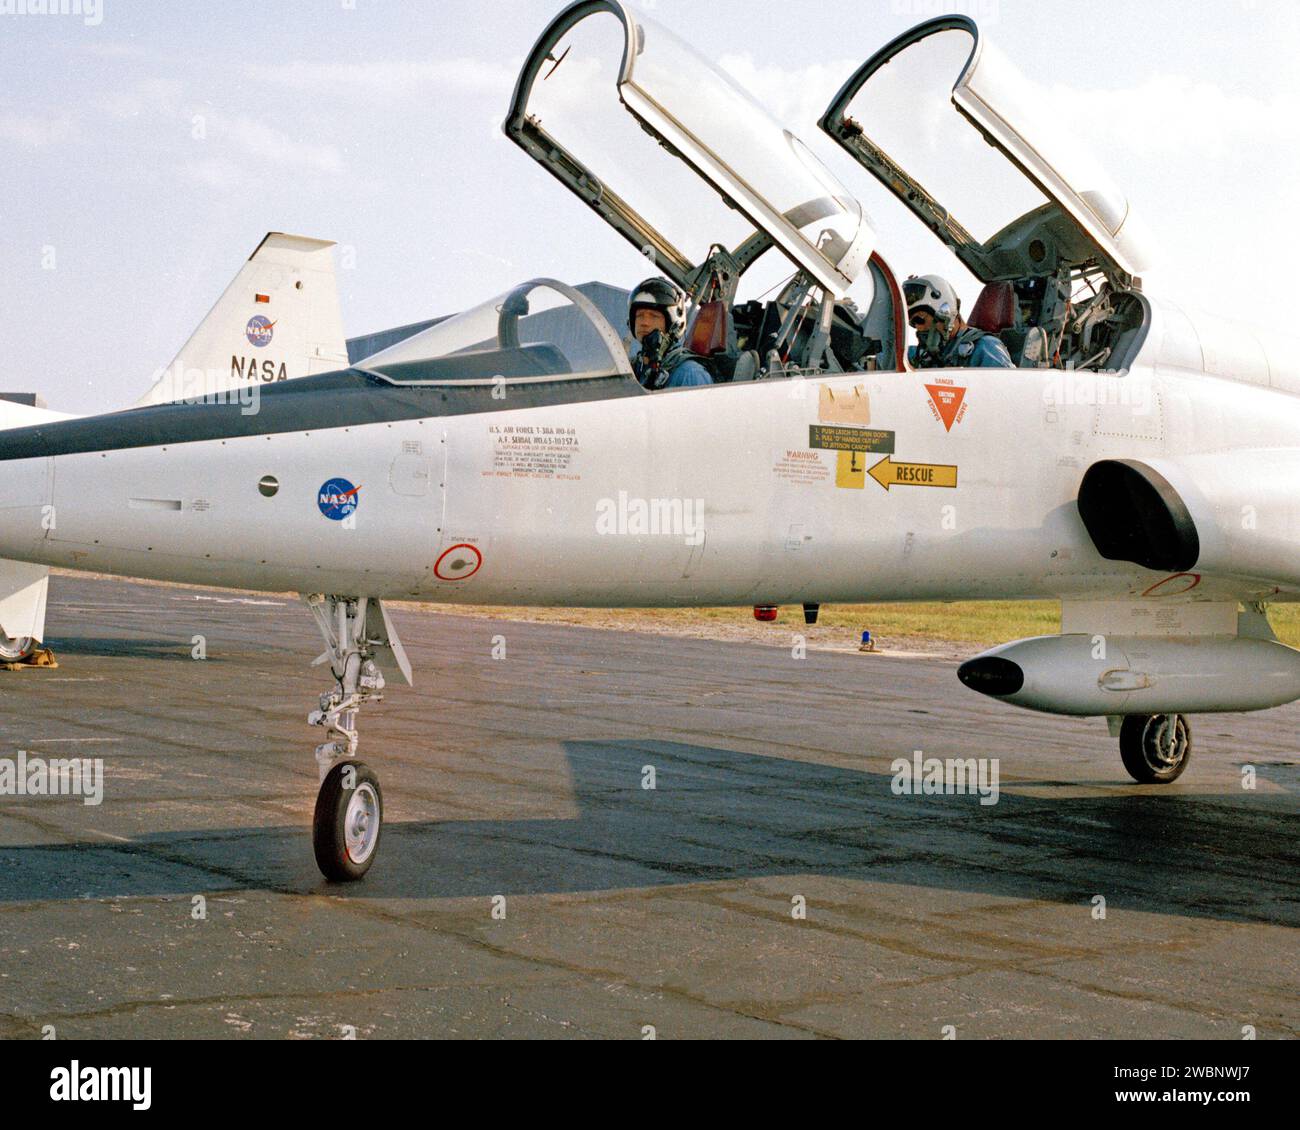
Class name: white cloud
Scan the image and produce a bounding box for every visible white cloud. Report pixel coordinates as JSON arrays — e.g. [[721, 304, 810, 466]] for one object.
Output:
[[95, 79, 185, 120], [248, 57, 517, 100], [713, 57, 1298, 167], [1051, 75, 1300, 155], [80, 42, 148, 60], [80, 73, 343, 174], [0, 112, 75, 148], [181, 155, 244, 190], [716, 54, 858, 136], [209, 113, 343, 175]]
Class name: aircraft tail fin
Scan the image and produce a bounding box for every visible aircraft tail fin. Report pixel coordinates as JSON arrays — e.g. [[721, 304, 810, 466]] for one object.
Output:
[[135, 232, 348, 408], [0, 559, 49, 648]]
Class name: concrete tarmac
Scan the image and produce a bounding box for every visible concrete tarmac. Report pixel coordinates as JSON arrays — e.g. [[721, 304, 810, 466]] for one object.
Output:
[[0, 575, 1296, 1039]]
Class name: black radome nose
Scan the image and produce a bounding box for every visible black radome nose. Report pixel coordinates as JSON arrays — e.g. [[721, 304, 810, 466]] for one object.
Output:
[[957, 656, 1024, 697]]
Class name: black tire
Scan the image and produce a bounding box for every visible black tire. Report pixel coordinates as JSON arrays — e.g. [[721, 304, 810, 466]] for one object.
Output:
[[1119, 714, 1191, 783], [313, 761, 383, 881], [0, 634, 35, 662]]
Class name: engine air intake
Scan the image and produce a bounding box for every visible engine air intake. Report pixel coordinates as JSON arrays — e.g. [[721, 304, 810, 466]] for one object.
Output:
[[1076, 459, 1199, 572]]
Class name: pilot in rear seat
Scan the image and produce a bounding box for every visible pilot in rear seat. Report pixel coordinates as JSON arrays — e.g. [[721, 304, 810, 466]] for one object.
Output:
[[627, 277, 713, 390], [902, 274, 1012, 369]]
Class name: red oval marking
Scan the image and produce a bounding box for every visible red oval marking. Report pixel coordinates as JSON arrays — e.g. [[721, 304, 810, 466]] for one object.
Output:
[[434, 543, 482, 581], [1141, 572, 1201, 598]]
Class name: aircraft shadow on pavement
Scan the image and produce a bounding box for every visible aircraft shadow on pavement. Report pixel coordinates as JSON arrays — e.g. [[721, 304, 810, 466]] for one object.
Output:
[[43, 636, 201, 660], [0, 739, 1295, 927]]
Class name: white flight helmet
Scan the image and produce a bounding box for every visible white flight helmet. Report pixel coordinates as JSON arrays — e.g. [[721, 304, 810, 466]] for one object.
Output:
[[902, 274, 959, 331], [628, 277, 687, 341]]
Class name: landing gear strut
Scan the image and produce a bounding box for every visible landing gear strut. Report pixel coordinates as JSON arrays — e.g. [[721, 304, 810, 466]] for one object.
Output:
[[303, 595, 411, 881], [1119, 713, 1192, 783]]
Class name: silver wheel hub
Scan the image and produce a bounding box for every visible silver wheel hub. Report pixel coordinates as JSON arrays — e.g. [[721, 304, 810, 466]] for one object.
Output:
[[1144, 715, 1186, 770], [344, 782, 380, 864]]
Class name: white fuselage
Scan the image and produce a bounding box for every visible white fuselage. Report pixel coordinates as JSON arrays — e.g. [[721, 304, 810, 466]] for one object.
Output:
[[2, 306, 1299, 611]]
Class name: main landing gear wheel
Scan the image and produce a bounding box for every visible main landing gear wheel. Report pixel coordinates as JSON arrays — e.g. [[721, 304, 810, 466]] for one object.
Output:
[[313, 761, 383, 882], [1119, 713, 1192, 783], [0, 634, 35, 662]]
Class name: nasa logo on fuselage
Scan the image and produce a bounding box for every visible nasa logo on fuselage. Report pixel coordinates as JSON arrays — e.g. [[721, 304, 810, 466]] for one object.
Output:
[[318, 478, 361, 521], [245, 315, 275, 347]]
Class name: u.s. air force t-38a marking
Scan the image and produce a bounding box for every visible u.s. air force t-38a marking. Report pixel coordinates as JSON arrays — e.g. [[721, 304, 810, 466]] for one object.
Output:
[[4, 5, 1300, 879]]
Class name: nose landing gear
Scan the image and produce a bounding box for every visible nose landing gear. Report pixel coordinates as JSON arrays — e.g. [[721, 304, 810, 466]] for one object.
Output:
[[1119, 713, 1192, 783], [303, 595, 411, 881]]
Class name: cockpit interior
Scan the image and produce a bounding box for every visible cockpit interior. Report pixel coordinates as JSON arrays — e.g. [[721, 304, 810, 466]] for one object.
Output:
[[364, 3, 1155, 391]]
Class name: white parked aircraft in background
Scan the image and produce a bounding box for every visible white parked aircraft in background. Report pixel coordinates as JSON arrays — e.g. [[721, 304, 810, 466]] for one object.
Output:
[[3, 4, 1298, 880]]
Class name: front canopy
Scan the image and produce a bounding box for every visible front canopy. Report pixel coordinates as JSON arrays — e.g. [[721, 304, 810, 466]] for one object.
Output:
[[505, 0, 874, 297]]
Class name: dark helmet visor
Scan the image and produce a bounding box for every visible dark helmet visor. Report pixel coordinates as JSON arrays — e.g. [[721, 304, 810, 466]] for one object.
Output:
[[902, 280, 931, 307]]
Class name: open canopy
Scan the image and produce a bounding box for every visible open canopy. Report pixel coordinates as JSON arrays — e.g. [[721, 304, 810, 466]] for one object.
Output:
[[505, 0, 874, 298], [820, 15, 1155, 283]]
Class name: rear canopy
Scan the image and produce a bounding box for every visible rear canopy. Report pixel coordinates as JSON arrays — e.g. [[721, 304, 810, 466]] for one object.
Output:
[[820, 15, 1155, 283]]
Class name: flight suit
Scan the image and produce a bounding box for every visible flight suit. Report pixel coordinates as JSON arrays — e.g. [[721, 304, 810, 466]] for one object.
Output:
[[908, 326, 1014, 369], [631, 342, 713, 389]]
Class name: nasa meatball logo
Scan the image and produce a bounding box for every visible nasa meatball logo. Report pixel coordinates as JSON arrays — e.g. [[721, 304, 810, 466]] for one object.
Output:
[[318, 478, 361, 521], [245, 315, 275, 348]]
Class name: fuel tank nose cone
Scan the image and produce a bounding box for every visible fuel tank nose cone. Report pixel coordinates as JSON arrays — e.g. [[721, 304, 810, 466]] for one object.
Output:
[[957, 656, 1024, 697]]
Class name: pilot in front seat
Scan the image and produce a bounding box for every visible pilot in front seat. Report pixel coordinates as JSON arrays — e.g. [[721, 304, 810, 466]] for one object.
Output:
[[903, 274, 1013, 369], [627, 277, 713, 389]]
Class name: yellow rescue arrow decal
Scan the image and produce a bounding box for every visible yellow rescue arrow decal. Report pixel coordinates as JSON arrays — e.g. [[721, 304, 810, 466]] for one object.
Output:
[[868, 456, 958, 491]]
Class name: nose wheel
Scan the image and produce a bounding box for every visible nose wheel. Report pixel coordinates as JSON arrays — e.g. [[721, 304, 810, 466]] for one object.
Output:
[[313, 761, 383, 881], [1119, 713, 1192, 783], [303, 595, 410, 882]]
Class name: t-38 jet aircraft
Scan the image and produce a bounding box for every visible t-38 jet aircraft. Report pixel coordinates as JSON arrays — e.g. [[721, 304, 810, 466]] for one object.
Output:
[[4, 5, 1299, 880]]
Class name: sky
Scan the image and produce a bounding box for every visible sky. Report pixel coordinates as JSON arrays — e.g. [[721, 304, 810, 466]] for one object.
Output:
[[3, 0, 1298, 413]]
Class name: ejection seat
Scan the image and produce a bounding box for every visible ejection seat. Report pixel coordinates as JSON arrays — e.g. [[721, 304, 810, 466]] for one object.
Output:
[[968, 281, 1047, 367], [685, 299, 766, 382]]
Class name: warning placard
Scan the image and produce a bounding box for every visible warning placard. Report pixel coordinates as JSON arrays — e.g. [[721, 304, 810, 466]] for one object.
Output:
[[925, 382, 967, 431], [772, 448, 832, 484], [486, 424, 581, 480], [809, 425, 895, 454]]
